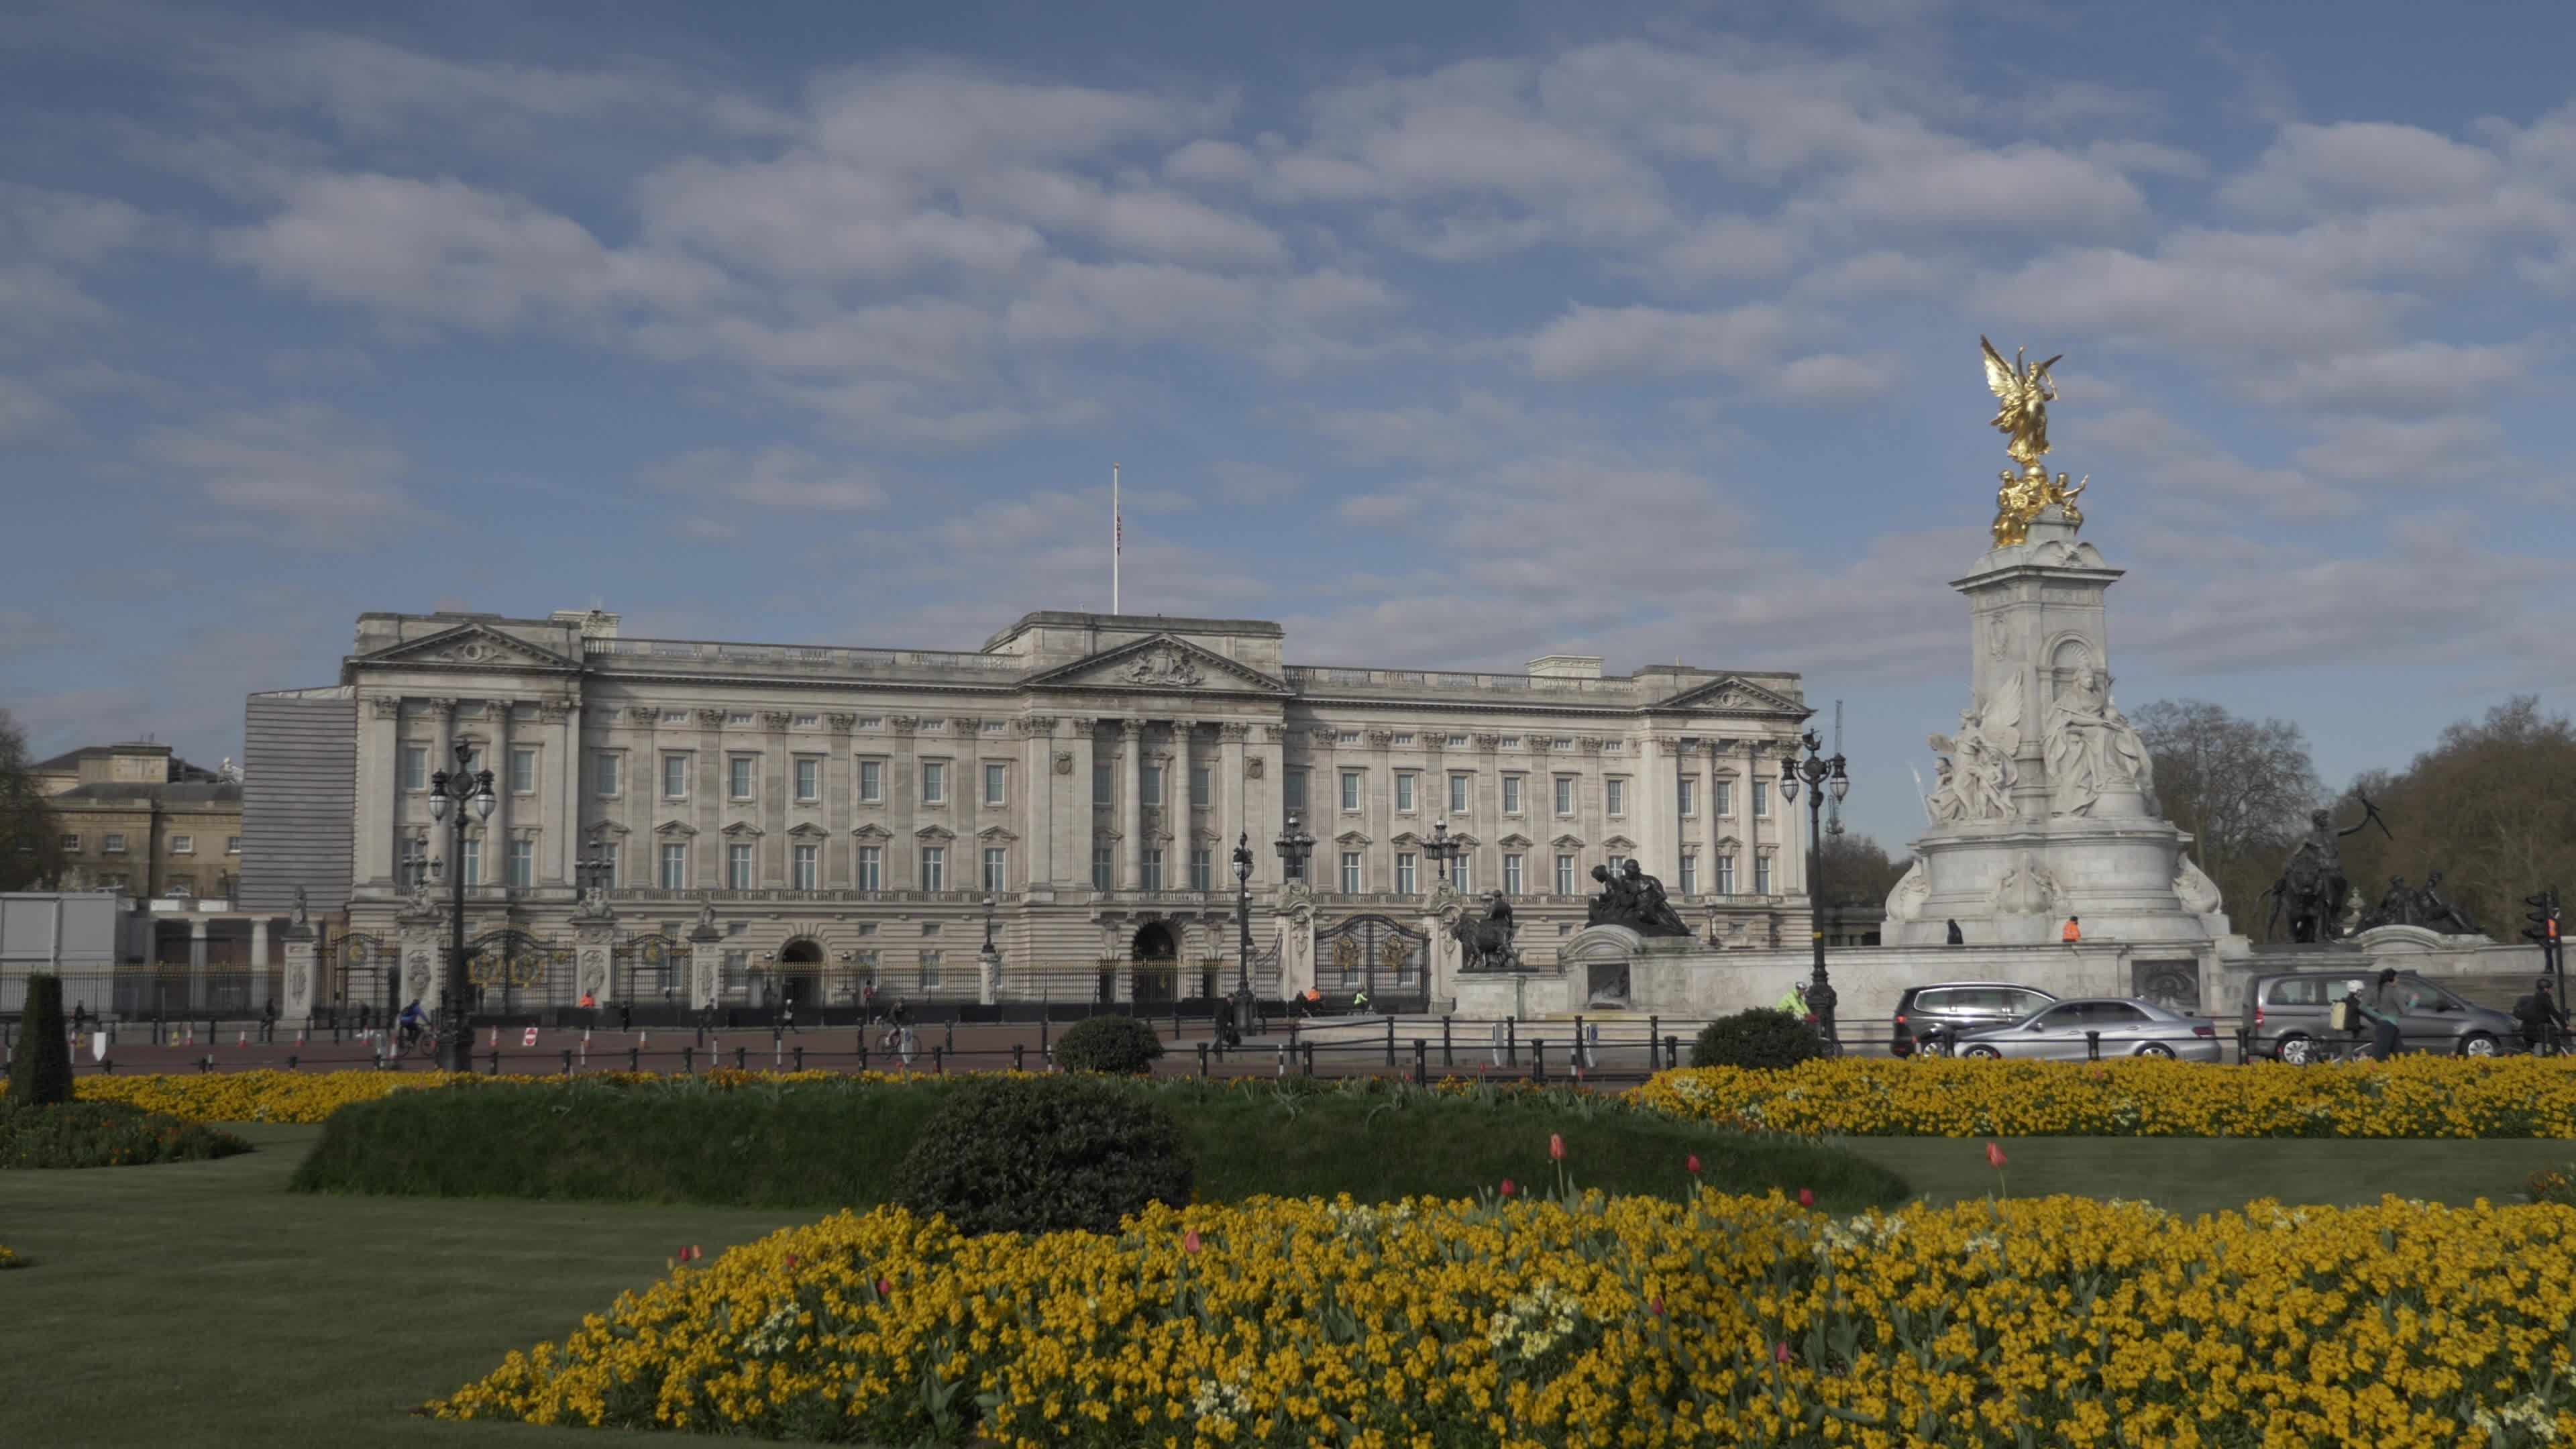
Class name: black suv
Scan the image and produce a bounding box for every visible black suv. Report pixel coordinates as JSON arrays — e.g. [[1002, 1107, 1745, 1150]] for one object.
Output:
[[1891, 981, 2059, 1057]]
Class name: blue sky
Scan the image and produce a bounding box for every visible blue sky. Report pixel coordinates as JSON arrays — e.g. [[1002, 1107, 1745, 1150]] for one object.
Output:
[[4, 0, 2574, 852]]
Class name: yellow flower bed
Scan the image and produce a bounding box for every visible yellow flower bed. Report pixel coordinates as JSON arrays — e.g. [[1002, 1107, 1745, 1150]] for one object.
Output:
[[438, 1190, 2576, 1447], [1631, 1056, 2576, 1138]]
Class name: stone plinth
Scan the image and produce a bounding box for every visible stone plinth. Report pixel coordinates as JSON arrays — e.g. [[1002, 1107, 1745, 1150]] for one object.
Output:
[[1454, 967, 1572, 1020], [281, 922, 318, 1022]]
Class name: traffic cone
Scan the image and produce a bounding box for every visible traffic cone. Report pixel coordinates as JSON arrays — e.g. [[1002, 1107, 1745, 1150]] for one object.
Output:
[[237, 1029, 248, 1047]]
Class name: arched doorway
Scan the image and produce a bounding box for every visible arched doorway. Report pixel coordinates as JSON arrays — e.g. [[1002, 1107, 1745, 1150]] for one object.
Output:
[[777, 938, 823, 1014], [1130, 921, 1178, 1004]]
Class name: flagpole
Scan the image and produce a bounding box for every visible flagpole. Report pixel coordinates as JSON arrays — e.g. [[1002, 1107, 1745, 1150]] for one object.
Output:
[[1112, 462, 1122, 614]]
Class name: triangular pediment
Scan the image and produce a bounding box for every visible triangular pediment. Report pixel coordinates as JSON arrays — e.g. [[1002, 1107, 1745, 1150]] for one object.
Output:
[[851, 823, 892, 841], [786, 822, 828, 840], [587, 821, 631, 838], [1603, 835, 1638, 852], [1550, 833, 1587, 849], [1024, 634, 1290, 696], [914, 824, 955, 842], [654, 819, 698, 837], [720, 820, 763, 839], [356, 621, 582, 673], [1497, 832, 1535, 849], [1655, 675, 1810, 716], [976, 825, 1019, 843]]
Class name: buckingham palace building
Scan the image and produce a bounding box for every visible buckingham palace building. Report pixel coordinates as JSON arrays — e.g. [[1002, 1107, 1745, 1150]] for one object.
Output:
[[244, 607, 1815, 1018]]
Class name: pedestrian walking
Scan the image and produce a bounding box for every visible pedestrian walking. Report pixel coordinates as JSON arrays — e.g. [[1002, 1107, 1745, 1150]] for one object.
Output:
[[261, 999, 279, 1043], [2516, 976, 2569, 1055], [2359, 967, 2413, 1061]]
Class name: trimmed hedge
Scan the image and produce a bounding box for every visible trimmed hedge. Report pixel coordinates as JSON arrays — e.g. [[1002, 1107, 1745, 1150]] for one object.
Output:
[[292, 1074, 1909, 1213], [896, 1075, 1191, 1234], [1692, 1008, 1829, 1071], [1051, 1014, 1165, 1074], [0, 1101, 250, 1169], [9, 973, 72, 1106]]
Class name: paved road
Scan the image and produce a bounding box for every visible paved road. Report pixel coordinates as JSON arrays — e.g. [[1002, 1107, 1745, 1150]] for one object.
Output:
[[55, 1013, 1686, 1083]]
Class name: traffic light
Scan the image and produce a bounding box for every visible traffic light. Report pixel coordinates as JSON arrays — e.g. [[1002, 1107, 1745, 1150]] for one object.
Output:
[[2525, 891, 2561, 945]]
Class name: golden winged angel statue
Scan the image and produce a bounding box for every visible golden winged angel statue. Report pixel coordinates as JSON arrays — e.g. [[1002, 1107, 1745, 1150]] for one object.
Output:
[[1980, 335, 2088, 547]]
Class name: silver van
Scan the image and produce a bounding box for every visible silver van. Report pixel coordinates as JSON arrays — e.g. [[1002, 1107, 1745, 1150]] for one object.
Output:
[[1890, 981, 2057, 1057], [2245, 971, 2520, 1062]]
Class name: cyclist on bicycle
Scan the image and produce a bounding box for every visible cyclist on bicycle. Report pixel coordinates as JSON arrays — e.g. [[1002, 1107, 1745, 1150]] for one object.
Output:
[[2517, 977, 2568, 1055], [397, 998, 429, 1049]]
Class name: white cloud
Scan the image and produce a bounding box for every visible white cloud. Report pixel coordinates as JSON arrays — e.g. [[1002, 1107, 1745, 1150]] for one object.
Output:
[[1309, 390, 1521, 468], [0, 377, 65, 437], [1525, 301, 1803, 381], [2291, 415, 2517, 488], [133, 402, 419, 543], [2220, 121, 2506, 217], [2249, 341, 2536, 415], [1968, 247, 2405, 360], [653, 446, 891, 513]]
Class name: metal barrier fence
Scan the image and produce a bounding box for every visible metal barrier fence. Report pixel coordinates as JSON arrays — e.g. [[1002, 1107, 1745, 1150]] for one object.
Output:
[[6, 1014, 2539, 1085]]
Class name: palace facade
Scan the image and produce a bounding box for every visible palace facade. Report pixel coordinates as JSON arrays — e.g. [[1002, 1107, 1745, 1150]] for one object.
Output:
[[250, 608, 1815, 1012]]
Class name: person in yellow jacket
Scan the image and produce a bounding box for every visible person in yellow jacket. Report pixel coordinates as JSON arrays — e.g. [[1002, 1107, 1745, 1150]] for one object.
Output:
[[1774, 981, 1809, 1018]]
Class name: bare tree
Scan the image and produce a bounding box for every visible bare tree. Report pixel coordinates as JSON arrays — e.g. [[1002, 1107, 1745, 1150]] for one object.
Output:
[[2339, 696, 2576, 936], [2131, 699, 2320, 925], [1815, 832, 1909, 909], [0, 710, 67, 892]]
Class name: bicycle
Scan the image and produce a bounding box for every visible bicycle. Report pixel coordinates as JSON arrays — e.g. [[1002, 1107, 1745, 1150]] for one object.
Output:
[[394, 1023, 443, 1061]]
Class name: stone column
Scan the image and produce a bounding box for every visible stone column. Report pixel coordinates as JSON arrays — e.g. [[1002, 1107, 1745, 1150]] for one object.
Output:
[[1120, 718, 1146, 890], [360, 696, 401, 887], [545, 700, 577, 886], [1704, 741, 1727, 899], [1022, 716, 1056, 888], [1218, 722, 1248, 874], [1743, 739, 1766, 896], [695, 708, 726, 889], [282, 918, 317, 1022], [826, 714, 857, 886], [888, 716, 920, 886], [1365, 729, 1395, 892], [761, 711, 793, 886], [488, 702, 513, 887], [1069, 719, 1099, 889], [688, 914, 724, 1010], [574, 914, 616, 1005]]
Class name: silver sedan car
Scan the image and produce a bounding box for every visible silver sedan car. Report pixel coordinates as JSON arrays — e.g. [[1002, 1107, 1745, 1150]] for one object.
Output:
[[1952, 996, 2225, 1063]]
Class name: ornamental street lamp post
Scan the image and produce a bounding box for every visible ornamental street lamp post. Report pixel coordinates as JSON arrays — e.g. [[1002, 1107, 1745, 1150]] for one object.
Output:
[[1230, 831, 1258, 1038], [1423, 818, 1462, 889], [1779, 729, 1850, 1046], [425, 741, 497, 1073]]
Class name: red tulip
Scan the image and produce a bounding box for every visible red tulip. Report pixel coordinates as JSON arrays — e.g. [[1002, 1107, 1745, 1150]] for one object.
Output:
[[1548, 1132, 1566, 1163], [1796, 1188, 1815, 1208], [1984, 1142, 2008, 1170], [1500, 1178, 1517, 1198], [784, 1254, 799, 1269], [1650, 1296, 1665, 1318], [1685, 1154, 1701, 1176], [1774, 1341, 1791, 1364], [1183, 1229, 1202, 1256]]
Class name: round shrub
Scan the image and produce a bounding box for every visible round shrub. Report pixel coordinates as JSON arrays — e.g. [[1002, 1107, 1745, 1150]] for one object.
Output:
[[895, 1075, 1191, 1235], [1690, 1008, 1827, 1071], [1053, 1014, 1165, 1075]]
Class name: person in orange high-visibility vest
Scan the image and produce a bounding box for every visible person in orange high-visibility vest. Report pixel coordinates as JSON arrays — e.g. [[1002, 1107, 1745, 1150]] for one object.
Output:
[[2061, 916, 2082, 943]]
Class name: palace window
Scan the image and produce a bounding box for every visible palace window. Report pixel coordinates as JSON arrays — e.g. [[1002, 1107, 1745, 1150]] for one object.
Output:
[[1717, 853, 1736, 895], [1454, 855, 1472, 894], [172, 835, 194, 854], [1396, 852, 1417, 894], [1189, 765, 1210, 808], [1142, 763, 1164, 807], [1395, 772, 1416, 812], [460, 838, 481, 887], [400, 839, 428, 888], [103, 833, 126, 854], [1501, 775, 1523, 813], [1142, 848, 1165, 891], [1091, 847, 1112, 890], [794, 758, 820, 802], [983, 762, 1007, 806], [1340, 770, 1362, 811], [1678, 777, 1697, 816], [1499, 736, 1521, 749], [402, 747, 427, 791], [1605, 778, 1627, 816], [510, 748, 536, 795], [227, 835, 242, 855], [919, 846, 945, 891], [659, 843, 687, 890], [506, 839, 533, 889], [1554, 854, 1574, 894], [1337, 731, 1360, 745], [922, 762, 947, 804], [1553, 777, 1574, 815], [728, 757, 755, 800], [60, 833, 79, 851], [1714, 779, 1733, 816], [1449, 773, 1470, 814], [1093, 761, 1111, 804], [594, 753, 620, 797], [1284, 769, 1307, 812], [794, 714, 818, 729], [662, 753, 689, 799], [1446, 734, 1469, 747], [859, 759, 883, 801], [1503, 853, 1524, 896], [1339, 851, 1362, 894], [1679, 852, 1699, 895], [1752, 782, 1769, 818], [793, 844, 818, 891], [1393, 733, 1415, 747], [857, 845, 883, 891], [1754, 855, 1773, 895], [920, 951, 943, 988], [727, 712, 753, 726], [726, 843, 753, 890], [983, 847, 1007, 892], [1189, 847, 1212, 891]]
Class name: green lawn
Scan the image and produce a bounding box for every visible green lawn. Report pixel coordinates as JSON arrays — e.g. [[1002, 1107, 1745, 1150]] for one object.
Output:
[[1833, 1134, 2573, 1217], [4, 1126, 2571, 1447]]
